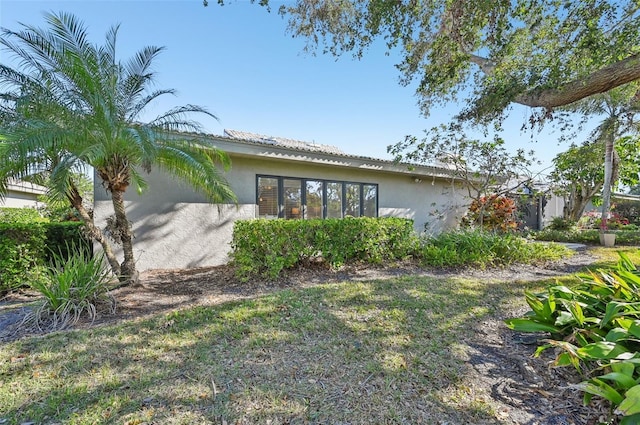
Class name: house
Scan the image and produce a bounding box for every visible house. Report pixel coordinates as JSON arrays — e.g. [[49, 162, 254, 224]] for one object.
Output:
[[93, 130, 469, 271], [0, 179, 47, 209]]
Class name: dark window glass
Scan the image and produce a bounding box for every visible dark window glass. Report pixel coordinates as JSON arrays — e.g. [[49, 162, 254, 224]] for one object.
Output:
[[257, 177, 279, 218], [327, 182, 342, 218], [363, 184, 377, 217], [345, 183, 361, 217], [284, 179, 302, 219], [305, 180, 323, 219], [257, 176, 377, 220]]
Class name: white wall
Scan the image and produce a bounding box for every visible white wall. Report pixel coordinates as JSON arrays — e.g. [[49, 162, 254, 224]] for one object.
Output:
[[1, 181, 46, 209], [1, 189, 43, 209]]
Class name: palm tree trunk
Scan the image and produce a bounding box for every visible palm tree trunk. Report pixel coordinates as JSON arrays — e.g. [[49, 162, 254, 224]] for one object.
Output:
[[67, 181, 121, 276], [601, 133, 615, 232], [110, 189, 139, 285]]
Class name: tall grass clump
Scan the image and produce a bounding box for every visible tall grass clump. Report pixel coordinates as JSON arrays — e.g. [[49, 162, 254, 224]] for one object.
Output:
[[420, 229, 570, 268], [27, 246, 115, 329]]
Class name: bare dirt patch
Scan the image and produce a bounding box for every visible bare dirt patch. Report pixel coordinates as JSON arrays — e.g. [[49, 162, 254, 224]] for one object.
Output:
[[0, 249, 614, 424]]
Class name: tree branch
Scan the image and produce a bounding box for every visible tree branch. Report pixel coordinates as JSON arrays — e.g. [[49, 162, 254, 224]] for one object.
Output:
[[468, 54, 495, 74], [515, 53, 640, 109]]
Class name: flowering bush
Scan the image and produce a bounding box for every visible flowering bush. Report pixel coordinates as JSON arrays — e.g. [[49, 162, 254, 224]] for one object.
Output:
[[462, 195, 518, 232], [577, 210, 630, 230]]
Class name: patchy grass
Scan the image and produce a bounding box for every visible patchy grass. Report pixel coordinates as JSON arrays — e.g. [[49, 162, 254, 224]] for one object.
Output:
[[1, 248, 637, 424]]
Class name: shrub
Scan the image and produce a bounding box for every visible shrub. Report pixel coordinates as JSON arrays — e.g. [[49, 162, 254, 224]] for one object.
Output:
[[0, 207, 45, 223], [505, 253, 640, 424], [547, 216, 576, 231], [613, 200, 640, 227], [0, 221, 90, 294], [462, 195, 518, 232], [419, 229, 570, 269], [578, 210, 630, 230], [231, 217, 418, 281], [45, 222, 91, 262], [27, 246, 115, 329], [531, 228, 640, 246], [0, 222, 48, 295]]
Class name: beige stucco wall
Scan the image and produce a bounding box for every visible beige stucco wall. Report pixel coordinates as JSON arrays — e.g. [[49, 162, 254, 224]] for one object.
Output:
[[94, 153, 468, 271], [1, 190, 41, 208], [1, 181, 46, 209]]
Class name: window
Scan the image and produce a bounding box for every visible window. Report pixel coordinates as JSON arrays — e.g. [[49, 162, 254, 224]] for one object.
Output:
[[305, 180, 323, 219], [326, 182, 342, 218], [257, 177, 279, 218], [284, 179, 302, 219], [363, 184, 377, 217], [257, 175, 378, 219], [345, 183, 361, 217]]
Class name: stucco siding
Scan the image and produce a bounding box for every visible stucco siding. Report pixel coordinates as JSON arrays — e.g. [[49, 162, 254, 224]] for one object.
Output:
[[93, 200, 255, 271], [93, 151, 468, 271], [1, 181, 47, 209]]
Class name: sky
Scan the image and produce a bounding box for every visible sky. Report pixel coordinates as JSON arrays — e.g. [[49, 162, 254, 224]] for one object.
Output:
[[0, 0, 582, 175]]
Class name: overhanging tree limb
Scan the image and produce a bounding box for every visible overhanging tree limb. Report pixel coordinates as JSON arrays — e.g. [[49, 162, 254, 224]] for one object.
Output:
[[514, 54, 640, 109]]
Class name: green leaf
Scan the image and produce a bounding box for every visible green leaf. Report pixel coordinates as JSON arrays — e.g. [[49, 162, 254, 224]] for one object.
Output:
[[576, 342, 627, 360], [555, 311, 575, 326], [629, 321, 640, 339], [599, 372, 638, 390], [611, 361, 636, 378], [607, 327, 630, 342], [566, 300, 585, 326], [555, 352, 581, 370], [618, 252, 637, 272], [549, 285, 575, 299], [534, 343, 552, 357], [620, 413, 640, 425], [602, 302, 626, 329], [617, 385, 640, 416], [504, 318, 559, 333], [525, 291, 554, 321], [577, 379, 624, 405]]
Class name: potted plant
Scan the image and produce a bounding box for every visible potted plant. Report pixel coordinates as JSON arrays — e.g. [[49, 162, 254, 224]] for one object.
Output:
[[599, 217, 616, 247]]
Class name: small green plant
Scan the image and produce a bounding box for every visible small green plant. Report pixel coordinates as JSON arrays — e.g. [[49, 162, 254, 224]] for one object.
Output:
[[548, 217, 576, 231], [420, 230, 569, 268], [506, 252, 640, 424], [27, 246, 116, 329]]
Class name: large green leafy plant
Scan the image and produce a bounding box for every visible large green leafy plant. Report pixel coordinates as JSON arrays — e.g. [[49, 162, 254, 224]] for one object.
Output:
[[27, 245, 116, 330], [506, 253, 640, 423]]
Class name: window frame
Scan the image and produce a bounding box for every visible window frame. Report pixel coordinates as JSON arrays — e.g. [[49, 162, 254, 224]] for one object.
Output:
[[256, 174, 378, 219]]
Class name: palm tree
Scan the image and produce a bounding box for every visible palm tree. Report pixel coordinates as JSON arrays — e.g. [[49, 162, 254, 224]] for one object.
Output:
[[571, 85, 640, 233], [0, 12, 236, 284]]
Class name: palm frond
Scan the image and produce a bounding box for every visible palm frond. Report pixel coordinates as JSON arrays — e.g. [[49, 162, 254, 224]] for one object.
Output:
[[149, 104, 218, 132], [126, 88, 176, 121], [155, 139, 236, 203]]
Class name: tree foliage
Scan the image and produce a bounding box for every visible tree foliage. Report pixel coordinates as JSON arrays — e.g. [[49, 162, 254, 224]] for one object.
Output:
[[564, 85, 640, 229], [226, 0, 640, 123], [389, 124, 537, 198], [0, 12, 236, 284], [388, 123, 538, 228], [550, 136, 640, 221]]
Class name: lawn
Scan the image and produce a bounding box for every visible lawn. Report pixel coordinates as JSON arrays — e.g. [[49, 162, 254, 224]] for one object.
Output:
[[1, 248, 638, 424]]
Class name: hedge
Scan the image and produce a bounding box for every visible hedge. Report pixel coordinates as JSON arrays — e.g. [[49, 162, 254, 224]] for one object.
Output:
[[0, 221, 90, 294], [0, 206, 44, 223], [231, 217, 418, 281]]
